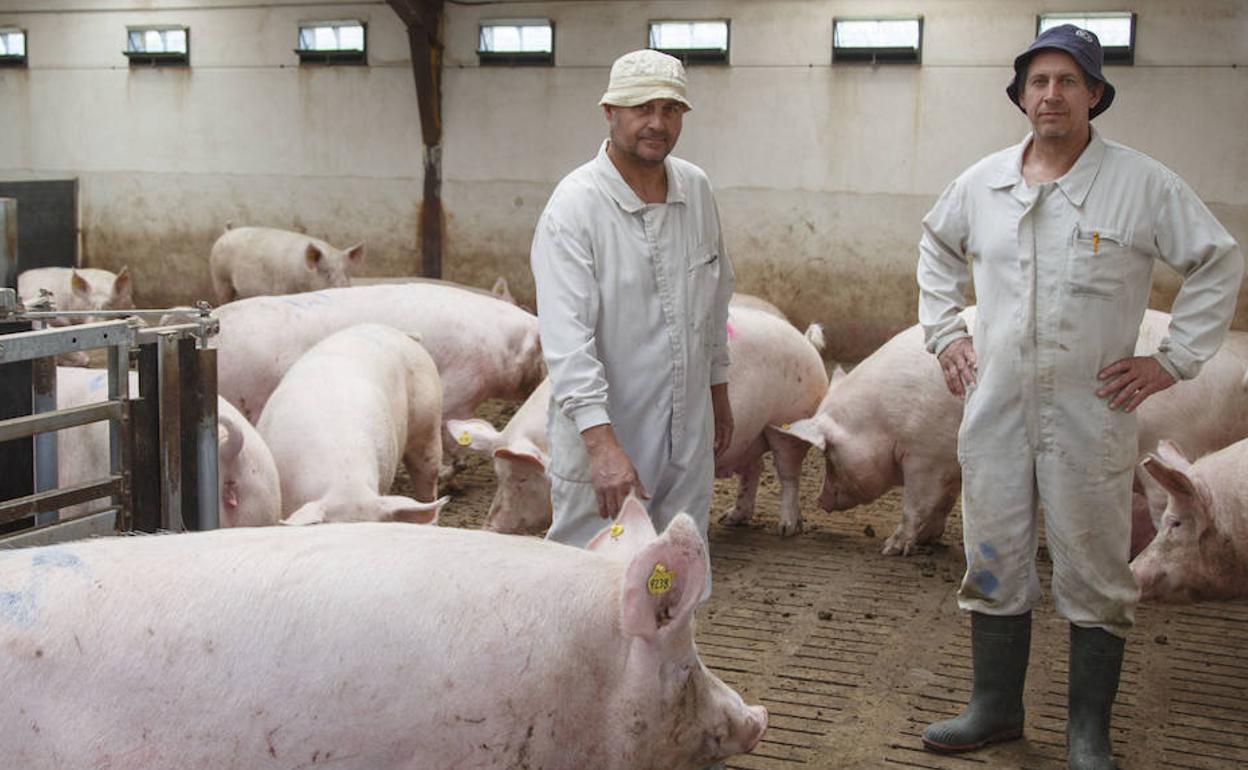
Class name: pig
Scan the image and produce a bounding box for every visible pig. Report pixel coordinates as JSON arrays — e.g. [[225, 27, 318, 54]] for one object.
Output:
[[0, 516, 767, 770], [209, 224, 364, 304], [18, 267, 134, 366], [777, 308, 1248, 556], [53, 367, 280, 527], [353, 274, 520, 306], [212, 283, 545, 433], [1131, 438, 1248, 602], [449, 304, 828, 536], [257, 323, 448, 525], [18, 266, 134, 322]]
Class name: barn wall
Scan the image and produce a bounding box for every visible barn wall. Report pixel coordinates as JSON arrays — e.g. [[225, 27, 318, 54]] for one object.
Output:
[[0, 0, 423, 303], [0, 0, 1244, 359], [439, 0, 1248, 359]]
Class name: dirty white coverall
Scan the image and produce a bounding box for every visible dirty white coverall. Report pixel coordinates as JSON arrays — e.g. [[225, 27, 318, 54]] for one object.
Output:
[[917, 129, 1243, 636], [531, 140, 734, 549]]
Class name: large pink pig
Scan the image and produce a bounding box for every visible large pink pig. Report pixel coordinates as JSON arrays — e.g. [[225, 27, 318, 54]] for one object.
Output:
[[778, 309, 1248, 556], [0, 516, 767, 769], [212, 284, 545, 429], [451, 304, 828, 535], [208, 224, 363, 303], [257, 323, 447, 525], [1131, 439, 1248, 602], [54, 367, 280, 527]]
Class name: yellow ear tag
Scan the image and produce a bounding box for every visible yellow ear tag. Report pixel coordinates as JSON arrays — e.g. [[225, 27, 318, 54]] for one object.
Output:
[[610, 524, 624, 538], [647, 563, 674, 595], [781, 423, 791, 430], [457, 431, 472, 446]]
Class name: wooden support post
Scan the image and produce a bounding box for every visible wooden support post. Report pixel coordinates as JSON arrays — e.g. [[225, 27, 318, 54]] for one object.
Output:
[[388, 0, 445, 278]]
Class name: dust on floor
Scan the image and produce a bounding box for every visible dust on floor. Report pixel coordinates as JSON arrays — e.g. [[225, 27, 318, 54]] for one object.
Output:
[[407, 400, 1248, 770]]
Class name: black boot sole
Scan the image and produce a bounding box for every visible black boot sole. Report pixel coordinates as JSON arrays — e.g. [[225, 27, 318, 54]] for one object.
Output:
[[922, 727, 1024, 754]]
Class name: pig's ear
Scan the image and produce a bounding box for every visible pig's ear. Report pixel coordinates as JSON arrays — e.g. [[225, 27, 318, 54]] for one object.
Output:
[[1142, 443, 1212, 525], [283, 501, 327, 526], [771, 417, 826, 451], [70, 270, 90, 298], [831, 365, 848, 384], [447, 418, 502, 454], [112, 266, 132, 302], [620, 513, 707, 642], [217, 410, 246, 462], [496, 438, 546, 471], [380, 494, 448, 525], [587, 494, 658, 560], [304, 243, 324, 270], [491, 276, 515, 303], [344, 243, 365, 265]]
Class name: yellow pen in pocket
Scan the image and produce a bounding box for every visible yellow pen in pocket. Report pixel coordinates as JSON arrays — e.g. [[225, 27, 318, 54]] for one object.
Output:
[[1092, 231, 1100, 254]]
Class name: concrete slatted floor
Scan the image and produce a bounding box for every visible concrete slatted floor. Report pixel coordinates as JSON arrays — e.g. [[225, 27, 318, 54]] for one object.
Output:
[[429, 404, 1248, 770], [694, 494, 1248, 770]]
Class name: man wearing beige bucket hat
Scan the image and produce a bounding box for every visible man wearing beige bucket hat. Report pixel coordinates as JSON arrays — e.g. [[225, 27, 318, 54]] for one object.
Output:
[[531, 49, 734, 554]]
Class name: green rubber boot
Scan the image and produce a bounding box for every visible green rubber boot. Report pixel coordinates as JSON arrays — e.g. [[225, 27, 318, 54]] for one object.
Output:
[[922, 611, 1031, 753], [1067, 624, 1124, 770]]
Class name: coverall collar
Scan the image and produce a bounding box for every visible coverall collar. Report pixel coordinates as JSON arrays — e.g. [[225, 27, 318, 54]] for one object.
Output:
[[594, 139, 688, 213], [989, 127, 1107, 208]]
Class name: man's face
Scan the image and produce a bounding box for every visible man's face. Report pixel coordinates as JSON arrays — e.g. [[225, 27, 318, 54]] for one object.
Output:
[[604, 99, 687, 166], [1020, 50, 1103, 141]]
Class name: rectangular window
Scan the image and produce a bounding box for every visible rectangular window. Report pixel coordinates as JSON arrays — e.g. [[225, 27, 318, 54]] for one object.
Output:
[[0, 27, 26, 67], [648, 20, 729, 64], [296, 20, 366, 65], [1038, 12, 1135, 64], [124, 25, 188, 66], [832, 17, 923, 64], [477, 19, 553, 66]]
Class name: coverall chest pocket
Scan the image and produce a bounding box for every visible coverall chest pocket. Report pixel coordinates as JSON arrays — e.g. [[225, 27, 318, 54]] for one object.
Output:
[[688, 249, 721, 333], [1068, 227, 1129, 300]]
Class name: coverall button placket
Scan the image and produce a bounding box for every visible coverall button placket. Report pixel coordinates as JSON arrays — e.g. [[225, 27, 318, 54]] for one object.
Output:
[[1016, 184, 1041, 453], [642, 206, 686, 450]]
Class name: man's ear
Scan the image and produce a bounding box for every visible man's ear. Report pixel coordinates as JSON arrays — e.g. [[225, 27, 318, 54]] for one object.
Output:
[[1089, 81, 1105, 110]]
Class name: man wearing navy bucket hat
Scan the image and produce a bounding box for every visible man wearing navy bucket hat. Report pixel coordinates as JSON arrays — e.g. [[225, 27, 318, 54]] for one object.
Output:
[[916, 24, 1242, 770]]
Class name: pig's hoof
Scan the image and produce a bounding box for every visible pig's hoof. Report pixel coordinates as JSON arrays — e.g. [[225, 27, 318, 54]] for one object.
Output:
[[881, 534, 915, 556], [777, 519, 804, 537], [719, 509, 752, 527]]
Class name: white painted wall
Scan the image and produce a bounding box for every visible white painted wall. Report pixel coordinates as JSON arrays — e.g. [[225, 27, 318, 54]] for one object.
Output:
[[0, 0, 423, 300], [1, 0, 1244, 358]]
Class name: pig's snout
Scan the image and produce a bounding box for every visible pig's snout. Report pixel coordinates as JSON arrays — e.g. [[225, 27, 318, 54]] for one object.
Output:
[[741, 705, 768, 753]]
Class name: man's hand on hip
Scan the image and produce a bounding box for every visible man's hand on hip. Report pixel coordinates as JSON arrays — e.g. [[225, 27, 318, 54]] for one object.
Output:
[[711, 383, 733, 459], [937, 337, 978, 398], [581, 424, 649, 520], [1096, 356, 1176, 413]]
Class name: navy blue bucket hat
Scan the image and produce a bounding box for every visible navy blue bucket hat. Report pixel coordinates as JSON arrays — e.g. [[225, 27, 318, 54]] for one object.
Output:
[[1006, 24, 1115, 119]]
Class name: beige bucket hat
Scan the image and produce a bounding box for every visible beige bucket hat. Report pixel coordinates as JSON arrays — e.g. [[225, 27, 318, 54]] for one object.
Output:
[[599, 49, 692, 110]]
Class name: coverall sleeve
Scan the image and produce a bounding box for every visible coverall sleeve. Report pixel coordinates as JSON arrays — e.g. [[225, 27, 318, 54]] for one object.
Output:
[[916, 178, 973, 356], [709, 200, 735, 386], [1150, 175, 1246, 380], [530, 207, 611, 432]]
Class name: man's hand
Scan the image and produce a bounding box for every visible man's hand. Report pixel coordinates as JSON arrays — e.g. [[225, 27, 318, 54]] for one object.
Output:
[[1096, 356, 1176, 413], [711, 383, 733, 459], [581, 424, 649, 519], [937, 337, 978, 398]]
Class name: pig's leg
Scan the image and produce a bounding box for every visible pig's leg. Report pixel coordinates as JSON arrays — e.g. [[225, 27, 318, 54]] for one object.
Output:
[[719, 454, 763, 528], [883, 456, 960, 556], [767, 427, 812, 537], [404, 431, 442, 502]]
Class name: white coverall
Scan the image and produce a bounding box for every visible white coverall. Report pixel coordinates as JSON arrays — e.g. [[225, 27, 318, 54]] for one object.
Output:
[[917, 129, 1244, 636], [531, 140, 734, 548]]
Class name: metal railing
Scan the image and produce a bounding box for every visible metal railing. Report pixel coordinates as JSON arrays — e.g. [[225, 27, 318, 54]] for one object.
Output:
[[0, 288, 220, 546]]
